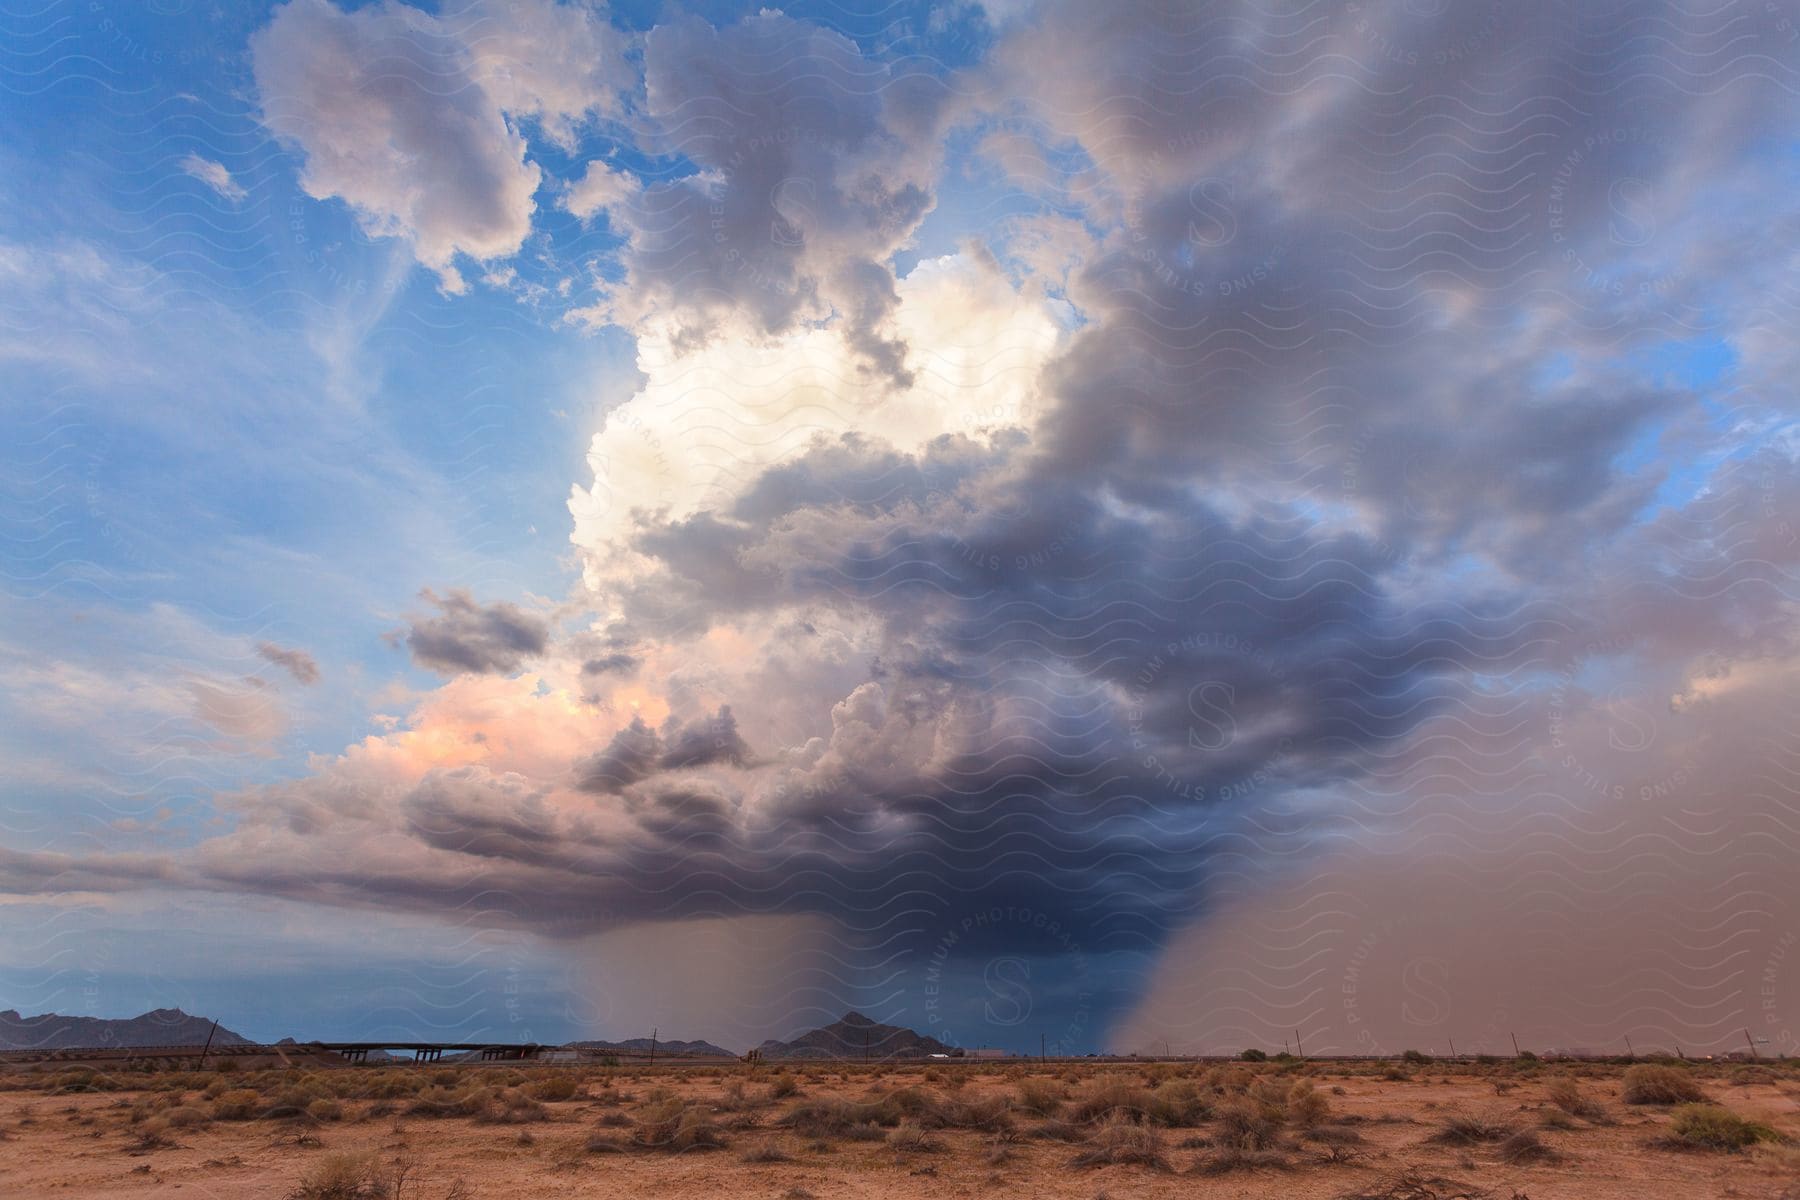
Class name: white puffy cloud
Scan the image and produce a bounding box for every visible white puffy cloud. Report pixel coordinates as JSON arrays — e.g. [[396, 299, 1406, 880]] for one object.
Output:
[[562, 159, 640, 220], [252, 0, 628, 291], [568, 251, 1063, 585]]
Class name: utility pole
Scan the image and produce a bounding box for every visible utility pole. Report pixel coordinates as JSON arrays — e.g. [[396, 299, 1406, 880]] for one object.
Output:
[[1624, 1034, 1634, 1058], [1448, 1036, 1457, 1059], [1040, 1033, 1046, 1062], [1744, 1028, 1759, 1060], [1510, 1031, 1520, 1057], [1294, 1029, 1303, 1058], [198, 1020, 218, 1070], [649, 1027, 657, 1067]]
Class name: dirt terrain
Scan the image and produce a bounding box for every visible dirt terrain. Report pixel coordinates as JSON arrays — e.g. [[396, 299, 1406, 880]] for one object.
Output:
[[1, 1057, 1796, 1199]]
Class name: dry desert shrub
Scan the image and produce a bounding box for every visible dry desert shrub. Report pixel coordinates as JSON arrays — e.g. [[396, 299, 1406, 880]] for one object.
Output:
[[1497, 1129, 1560, 1164], [1015, 1078, 1064, 1117], [1215, 1098, 1283, 1151], [1067, 1077, 1207, 1127], [1304, 1123, 1365, 1163], [163, 1104, 211, 1129], [1338, 1170, 1492, 1200], [1544, 1076, 1608, 1121], [631, 1100, 729, 1152], [471, 1090, 546, 1125], [1728, 1065, 1778, 1085], [1285, 1079, 1330, 1127], [1660, 1104, 1780, 1152], [886, 1120, 944, 1153], [940, 1093, 1014, 1132], [768, 1074, 801, 1100], [1427, 1113, 1515, 1145], [1029, 1118, 1084, 1141], [212, 1088, 266, 1120], [1191, 1145, 1293, 1174], [528, 1075, 578, 1102], [289, 1152, 384, 1199], [1623, 1065, 1707, 1105], [1070, 1117, 1171, 1170]]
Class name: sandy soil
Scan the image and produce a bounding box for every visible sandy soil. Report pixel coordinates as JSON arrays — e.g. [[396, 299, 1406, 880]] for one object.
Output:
[[1, 1060, 1796, 1199]]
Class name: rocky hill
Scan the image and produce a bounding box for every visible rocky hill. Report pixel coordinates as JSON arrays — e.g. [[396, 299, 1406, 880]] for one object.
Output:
[[756, 1011, 953, 1060], [566, 1035, 735, 1058], [0, 1007, 252, 1050]]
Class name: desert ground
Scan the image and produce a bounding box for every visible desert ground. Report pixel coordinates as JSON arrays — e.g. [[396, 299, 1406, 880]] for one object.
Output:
[[1, 1056, 1796, 1199]]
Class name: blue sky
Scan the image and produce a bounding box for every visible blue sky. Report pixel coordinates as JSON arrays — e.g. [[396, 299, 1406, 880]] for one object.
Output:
[[2, 0, 1798, 1056]]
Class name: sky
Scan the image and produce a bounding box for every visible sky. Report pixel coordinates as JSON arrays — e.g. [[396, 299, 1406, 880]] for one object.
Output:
[[1, 0, 1797, 1057]]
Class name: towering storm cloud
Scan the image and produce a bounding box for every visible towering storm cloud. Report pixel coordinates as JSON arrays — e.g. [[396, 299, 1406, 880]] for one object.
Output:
[[1, 0, 1796, 1054]]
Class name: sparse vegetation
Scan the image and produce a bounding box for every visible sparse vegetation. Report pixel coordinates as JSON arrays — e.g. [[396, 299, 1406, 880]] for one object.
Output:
[[1069, 1117, 1171, 1169], [290, 1152, 384, 1199], [1544, 1075, 1609, 1121], [0, 1055, 1790, 1196], [1427, 1113, 1515, 1145], [1497, 1129, 1560, 1164], [1662, 1104, 1780, 1152], [1622, 1064, 1707, 1105]]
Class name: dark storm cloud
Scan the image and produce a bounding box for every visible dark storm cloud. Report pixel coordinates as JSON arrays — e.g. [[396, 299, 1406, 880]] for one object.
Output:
[[402, 587, 550, 675], [573, 707, 752, 794], [256, 641, 321, 685]]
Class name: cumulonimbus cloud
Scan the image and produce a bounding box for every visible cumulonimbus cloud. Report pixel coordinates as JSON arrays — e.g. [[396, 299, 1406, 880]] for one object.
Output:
[[7, 0, 1799, 1053]]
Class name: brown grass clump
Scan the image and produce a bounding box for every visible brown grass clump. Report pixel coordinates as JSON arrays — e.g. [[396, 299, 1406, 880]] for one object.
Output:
[[631, 1101, 729, 1153], [1028, 1118, 1084, 1142], [529, 1075, 579, 1102], [1214, 1098, 1282, 1151], [471, 1090, 546, 1125], [1338, 1170, 1491, 1199], [1728, 1065, 1778, 1086], [1069, 1117, 1171, 1170], [212, 1088, 266, 1120], [1191, 1145, 1294, 1174], [939, 1094, 1014, 1132], [1660, 1104, 1780, 1152], [1497, 1129, 1561, 1164], [164, 1105, 212, 1129], [1067, 1077, 1207, 1127], [1285, 1079, 1329, 1128], [406, 1086, 490, 1119], [1427, 1113, 1515, 1145], [288, 1152, 384, 1199], [886, 1120, 944, 1153], [768, 1074, 801, 1100], [1544, 1076, 1608, 1121], [1015, 1078, 1064, 1117], [1622, 1064, 1706, 1105]]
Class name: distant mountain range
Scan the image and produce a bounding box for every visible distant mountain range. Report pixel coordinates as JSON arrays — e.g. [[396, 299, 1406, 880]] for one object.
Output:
[[0, 1007, 251, 1051], [755, 1011, 954, 1060], [0, 1007, 959, 1059], [566, 1035, 736, 1058]]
